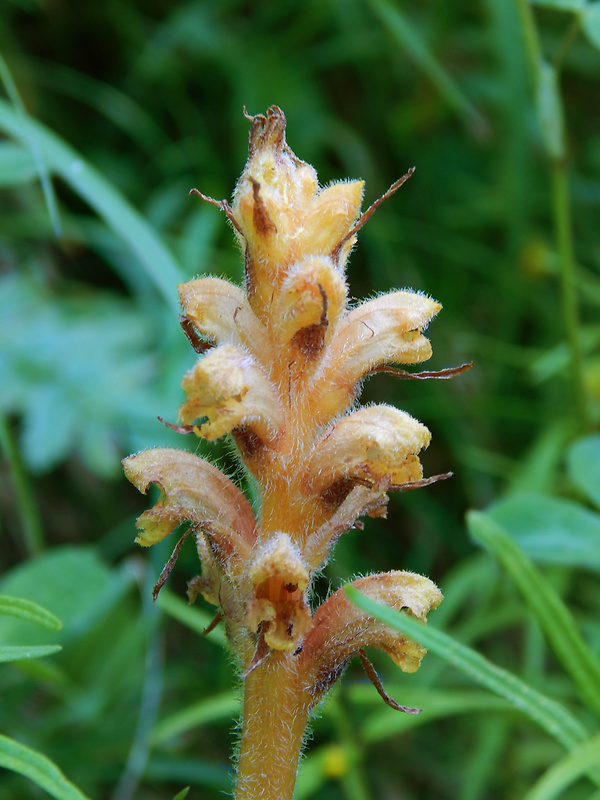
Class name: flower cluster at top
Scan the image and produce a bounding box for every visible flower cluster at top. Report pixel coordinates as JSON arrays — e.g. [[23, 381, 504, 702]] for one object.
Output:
[[123, 106, 461, 705]]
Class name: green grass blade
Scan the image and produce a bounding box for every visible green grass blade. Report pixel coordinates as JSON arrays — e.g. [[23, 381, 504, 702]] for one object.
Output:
[[155, 590, 227, 646], [0, 142, 37, 186], [357, 689, 510, 742], [364, 0, 488, 137], [30, 59, 167, 153], [524, 733, 600, 800], [0, 645, 62, 663], [0, 97, 183, 310], [345, 587, 592, 756], [0, 411, 45, 555], [467, 510, 600, 719], [0, 50, 61, 236], [0, 735, 91, 800], [530, 0, 584, 10], [535, 59, 565, 160], [152, 692, 239, 745], [0, 595, 62, 631]]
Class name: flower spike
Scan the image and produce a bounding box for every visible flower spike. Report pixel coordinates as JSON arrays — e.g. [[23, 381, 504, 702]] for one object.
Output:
[[123, 107, 467, 800]]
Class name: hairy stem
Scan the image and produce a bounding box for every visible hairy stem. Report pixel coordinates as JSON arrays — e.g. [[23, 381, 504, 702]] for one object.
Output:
[[235, 653, 310, 800]]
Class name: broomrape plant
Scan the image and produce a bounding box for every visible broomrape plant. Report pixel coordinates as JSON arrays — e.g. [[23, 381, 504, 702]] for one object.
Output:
[[123, 106, 467, 800]]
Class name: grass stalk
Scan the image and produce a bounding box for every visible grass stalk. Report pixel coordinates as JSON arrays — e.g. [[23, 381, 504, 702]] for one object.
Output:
[[0, 411, 45, 555], [513, 0, 589, 429], [550, 160, 589, 429]]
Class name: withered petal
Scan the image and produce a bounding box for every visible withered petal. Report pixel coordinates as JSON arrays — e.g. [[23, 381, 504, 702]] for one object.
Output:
[[178, 277, 269, 354], [298, 571, 442, 704], [122, 448, 256, 571]]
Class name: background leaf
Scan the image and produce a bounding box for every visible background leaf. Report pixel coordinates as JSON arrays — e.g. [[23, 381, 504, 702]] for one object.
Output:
[[345, 587, 594, 757], [0, 142, 36, 186], [0, 735, 91, 800], [566, 434, 600, 508], [0, 547, 131, 646], [0, 644, 62, 663], [0, 595, 62, 631], [488, 493, 600, 569], [524, 734, 600, 800], [467, 510, 600, 718]]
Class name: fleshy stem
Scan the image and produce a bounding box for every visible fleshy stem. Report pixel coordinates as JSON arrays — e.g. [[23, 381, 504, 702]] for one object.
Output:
[[236, 654, 310, 800]]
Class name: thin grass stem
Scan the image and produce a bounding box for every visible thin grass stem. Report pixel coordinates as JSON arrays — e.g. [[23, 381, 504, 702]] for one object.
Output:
[[551, 161, 590, 429], [0, 412, 45, 556]]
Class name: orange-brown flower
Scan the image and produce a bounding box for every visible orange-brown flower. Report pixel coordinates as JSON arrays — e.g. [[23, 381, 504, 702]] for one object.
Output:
[[123, 106, 464, 800]]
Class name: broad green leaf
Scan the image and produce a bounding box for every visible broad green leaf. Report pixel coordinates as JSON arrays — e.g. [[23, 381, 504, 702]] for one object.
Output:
[[345, 587, 593, 758], [0, 97, 183, 309], [581, 4, 600, 51], [0, 644, 62, 663], [0, 142, 37, 186], [0, 595, 62, 631], [0, 547, 125, 646], [171, 789, 190, 800], [20, 384, 79, 474], [567, 434, 600, 508], [0, 734, 91, 800], [525, 733, 600, 800], [0, 272, 186, 476], [488, 493, 600, 569], [468, 510, 600, 719]]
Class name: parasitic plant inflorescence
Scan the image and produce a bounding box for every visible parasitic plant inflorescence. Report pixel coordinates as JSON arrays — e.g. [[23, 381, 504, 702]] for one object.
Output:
[[123, 106, 468, 800]]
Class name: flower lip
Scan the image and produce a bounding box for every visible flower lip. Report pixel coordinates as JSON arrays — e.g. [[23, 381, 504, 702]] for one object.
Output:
[[297, 570, 443, 705], [245, 533, 312, 652]]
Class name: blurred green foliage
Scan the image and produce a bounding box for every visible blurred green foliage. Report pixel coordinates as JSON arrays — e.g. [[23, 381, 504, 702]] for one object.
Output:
[[1, 0, 600, 798]]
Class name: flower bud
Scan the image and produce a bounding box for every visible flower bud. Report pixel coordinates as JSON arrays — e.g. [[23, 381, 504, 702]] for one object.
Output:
[[311, 291, 441, 422], [231, 107, 363, 320], [270, 256, 346, 352], [180, 344, 284, 443], [178, 277, 269, 353], [305, 404, 431, 494]]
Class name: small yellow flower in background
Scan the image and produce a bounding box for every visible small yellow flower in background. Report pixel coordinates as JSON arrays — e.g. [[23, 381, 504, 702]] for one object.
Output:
[[123, 106, 469, 800]]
